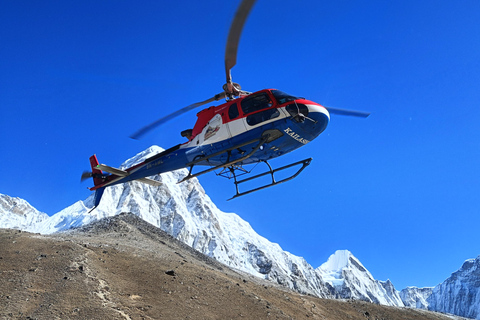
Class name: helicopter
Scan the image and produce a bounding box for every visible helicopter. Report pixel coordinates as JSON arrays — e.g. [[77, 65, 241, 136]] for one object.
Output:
[[82, 0, 369, 210]]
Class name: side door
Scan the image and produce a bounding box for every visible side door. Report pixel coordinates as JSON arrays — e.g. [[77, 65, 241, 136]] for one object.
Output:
[[225, 102, 248, 138]]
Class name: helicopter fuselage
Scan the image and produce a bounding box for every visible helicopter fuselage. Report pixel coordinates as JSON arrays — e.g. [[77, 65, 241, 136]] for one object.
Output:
[[185, 89, 329, 162], [89, 89, 330, 195], [120, 89, 330, 182]]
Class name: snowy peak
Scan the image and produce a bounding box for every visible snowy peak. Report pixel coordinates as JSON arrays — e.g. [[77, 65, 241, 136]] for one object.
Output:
[[318, 250, 374, 286], [317, 250, 404, 306], [319, 250, 370, 274], [458, 257, 479, 274], [120, 145, 164, 170], [319, 249, 352, 271], [0, 194, 48, 232]]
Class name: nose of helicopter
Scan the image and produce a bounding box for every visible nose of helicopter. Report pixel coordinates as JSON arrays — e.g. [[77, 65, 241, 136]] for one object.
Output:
[[302, 104, 330, 138], [282, 103, 330, 144], [311, 104, 330, 121]]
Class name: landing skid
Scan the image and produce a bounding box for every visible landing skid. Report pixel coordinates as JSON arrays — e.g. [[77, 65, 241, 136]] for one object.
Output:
[[227, 158, 312, 200], [177, 133, 312, 199]]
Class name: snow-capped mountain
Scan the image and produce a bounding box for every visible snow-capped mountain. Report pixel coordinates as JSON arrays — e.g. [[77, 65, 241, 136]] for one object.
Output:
[[0, 194, 49, 232], [5, 146, 335, 298], [317, 250, 404, 306], [0, 146, 396, 302], [397, 256, 480, 319], [427, 256, 480, 319], [2, 146, 479, 319]]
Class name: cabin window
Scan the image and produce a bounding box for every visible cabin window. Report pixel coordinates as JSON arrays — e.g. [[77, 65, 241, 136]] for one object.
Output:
[[246, 108, 280, 126], [228, 103, 239, 120], [241, 93, 272, 114]]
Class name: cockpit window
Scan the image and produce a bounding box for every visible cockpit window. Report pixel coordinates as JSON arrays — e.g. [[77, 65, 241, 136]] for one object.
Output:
[[241, 93, 272, 114], [271, 90, 298, 104]]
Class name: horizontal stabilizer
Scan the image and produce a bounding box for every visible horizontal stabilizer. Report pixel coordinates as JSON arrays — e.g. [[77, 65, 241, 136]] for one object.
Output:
[[97, 164, 128, 176], [97, 164, 161, 187], [137, 177, 162, 187]]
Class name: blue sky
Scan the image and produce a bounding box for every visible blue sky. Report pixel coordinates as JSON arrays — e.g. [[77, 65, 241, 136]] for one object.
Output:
[[1, 0, 479, 290]]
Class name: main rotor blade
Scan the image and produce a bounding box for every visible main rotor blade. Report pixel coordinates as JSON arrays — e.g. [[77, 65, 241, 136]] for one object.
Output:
[[130, 92, 226, 140], [325, 107, 370, 118], [225, 0, 257, 83]]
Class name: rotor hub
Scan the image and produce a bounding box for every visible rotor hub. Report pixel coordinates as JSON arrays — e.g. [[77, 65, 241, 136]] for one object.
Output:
[[223, 82, 242, 99]]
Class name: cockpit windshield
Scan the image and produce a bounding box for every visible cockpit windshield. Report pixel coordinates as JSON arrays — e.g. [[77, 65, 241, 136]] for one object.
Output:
[[271, 90, 298, 104]]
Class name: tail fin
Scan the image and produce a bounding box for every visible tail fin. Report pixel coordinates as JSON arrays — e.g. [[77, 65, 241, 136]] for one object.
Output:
[[87, 155, 106, 212], [89, 155, 105, 187]]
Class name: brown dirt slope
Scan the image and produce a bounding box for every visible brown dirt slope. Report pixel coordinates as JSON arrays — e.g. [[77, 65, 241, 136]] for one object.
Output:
[[0, 213, 467, 320]]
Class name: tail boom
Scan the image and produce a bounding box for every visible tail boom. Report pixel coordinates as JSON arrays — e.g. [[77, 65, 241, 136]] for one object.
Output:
[[87, 156, 162, 191]]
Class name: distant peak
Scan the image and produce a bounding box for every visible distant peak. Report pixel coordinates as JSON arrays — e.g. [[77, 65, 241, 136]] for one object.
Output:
[[319, 250, 353, 272], [459, 256, 479, 272], [120, 145, 165, 169]]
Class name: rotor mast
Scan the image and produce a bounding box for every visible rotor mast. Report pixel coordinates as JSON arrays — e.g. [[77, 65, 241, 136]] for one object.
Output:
[[223, 0, 257, 99]]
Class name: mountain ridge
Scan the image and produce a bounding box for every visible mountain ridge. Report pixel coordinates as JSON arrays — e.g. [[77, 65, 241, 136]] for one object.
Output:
[[0, 194, 49, 232], [1, 145, 478, 319]]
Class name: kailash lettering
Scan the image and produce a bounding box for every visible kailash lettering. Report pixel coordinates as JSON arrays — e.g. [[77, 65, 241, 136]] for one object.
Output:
[[284, 127, 310, 144]]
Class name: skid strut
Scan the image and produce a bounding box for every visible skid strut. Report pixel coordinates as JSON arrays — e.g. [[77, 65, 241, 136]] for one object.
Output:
[[177, 131, 312, 199], [228, 158, 312, 200], [178, 136, 268, 184]]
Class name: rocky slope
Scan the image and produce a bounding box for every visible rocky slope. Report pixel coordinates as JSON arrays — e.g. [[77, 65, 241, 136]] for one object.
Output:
[[0, 213, 469, 320]]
